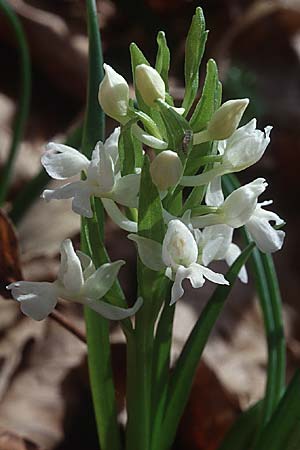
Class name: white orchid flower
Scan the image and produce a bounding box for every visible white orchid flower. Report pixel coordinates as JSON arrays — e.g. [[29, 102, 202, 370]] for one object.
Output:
[[193, 178, 285, 254], [128, 219, 228, 305], [181, 119, 272, 187], [195, 225, 248, 283], [41, 128, 139, 230], [7, 239, 142, 321], [191, 178, 267, 228], [246, 201, 285, 253]]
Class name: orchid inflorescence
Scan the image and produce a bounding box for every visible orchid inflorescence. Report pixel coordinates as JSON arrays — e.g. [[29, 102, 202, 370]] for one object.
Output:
[[7, 9, 285, 320]]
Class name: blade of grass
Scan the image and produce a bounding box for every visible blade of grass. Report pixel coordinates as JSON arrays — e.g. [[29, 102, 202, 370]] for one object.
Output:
[[0, 0, 31, 204], [253, 371, 300, 450], [218, 401, 262, 450]]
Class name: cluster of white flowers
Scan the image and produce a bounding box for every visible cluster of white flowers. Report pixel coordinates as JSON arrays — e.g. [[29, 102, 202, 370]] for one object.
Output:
[[7, 62, 285, 316]]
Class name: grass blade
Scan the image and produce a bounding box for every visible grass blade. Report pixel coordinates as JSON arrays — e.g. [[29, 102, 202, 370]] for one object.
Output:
[[0, 0, 31, 204]]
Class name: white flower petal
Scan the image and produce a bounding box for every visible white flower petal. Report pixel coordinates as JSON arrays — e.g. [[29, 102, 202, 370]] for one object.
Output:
[[83, 260, 125, 299], [169, 262, 228, 305], [7, 281, 58, 320], [58, 239, 84, 294], [102, 199, 137, 232], [76, 251, 95, 280], [42, 143, 89, 179], [85, 296, 143, 320], [202, 236, 225, 266], [222, 178, 267, 228], [254, 202, 285, 226], [131, 123, 168, 150], [197, 264, 229, 286], [170, 265, 189, 304], [88, 143, 115, 193], [202, 225, 233, 261], [224, 243, 248, 283], [128, 234, 164, 271], [205, 176, 224, 207], [246, 217, 285, 253], [42, 181, 93, 218], [104, 127, 121, 171], [112, 174, 140, 208], [162, 220, 198, 269]]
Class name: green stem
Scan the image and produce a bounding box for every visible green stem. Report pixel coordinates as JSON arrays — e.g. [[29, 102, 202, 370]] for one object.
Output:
[[0, 0, 31, 204], [82, 214, 122, 450], [151, 293, 175, 450], [133, 281, 153, 450]]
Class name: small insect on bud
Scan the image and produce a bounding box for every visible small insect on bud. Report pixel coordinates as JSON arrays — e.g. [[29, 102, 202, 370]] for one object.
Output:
[[150, 150, 183, 191], [135, 64, 165, 107], [207, 99, 249, 140], [98, 64, 130, 121]]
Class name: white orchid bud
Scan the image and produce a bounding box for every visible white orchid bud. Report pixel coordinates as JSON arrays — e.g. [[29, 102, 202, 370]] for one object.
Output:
[[98, 64, 130, 121], [150, 150, 183, 191], [193, 98, 249, 145], [207, 99, 249, 140], [135, 64, 165, 107], [162, 220, 198, 269]]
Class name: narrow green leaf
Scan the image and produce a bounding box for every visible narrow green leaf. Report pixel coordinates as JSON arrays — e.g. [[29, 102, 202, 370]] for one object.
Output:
[[138, 156, 165, 241], [189, 58, 220, 132], [155, 31, 170, 91], [182, 7, 208, 115], [253, 371, 300, 450], [218, 401, 262, 450], [82, 0, 104, 158], [157, 99, 192, 161], [119, 125, 136, 176], [0, 0, 31, 205], [182, 61, 222, 212], [160, 242, 255, 450]]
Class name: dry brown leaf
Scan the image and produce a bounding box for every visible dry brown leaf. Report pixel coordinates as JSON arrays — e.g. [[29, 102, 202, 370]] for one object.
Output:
[[0, 209, 22, 297], [0, 429, 42, 450], [0, 318, 86, 449], [176, 361, 239, 450]]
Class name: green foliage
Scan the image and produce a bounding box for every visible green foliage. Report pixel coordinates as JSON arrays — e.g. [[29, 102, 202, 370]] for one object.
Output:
[[182, 7, 208, 115], [0, 0, 31, 205]]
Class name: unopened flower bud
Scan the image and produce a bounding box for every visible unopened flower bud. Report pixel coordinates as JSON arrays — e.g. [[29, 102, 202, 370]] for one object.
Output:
[[150, 150, 183, 191], [135, 64, 165, 107], [207, 99, 249, 140], [98, 64, 129, 121]]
